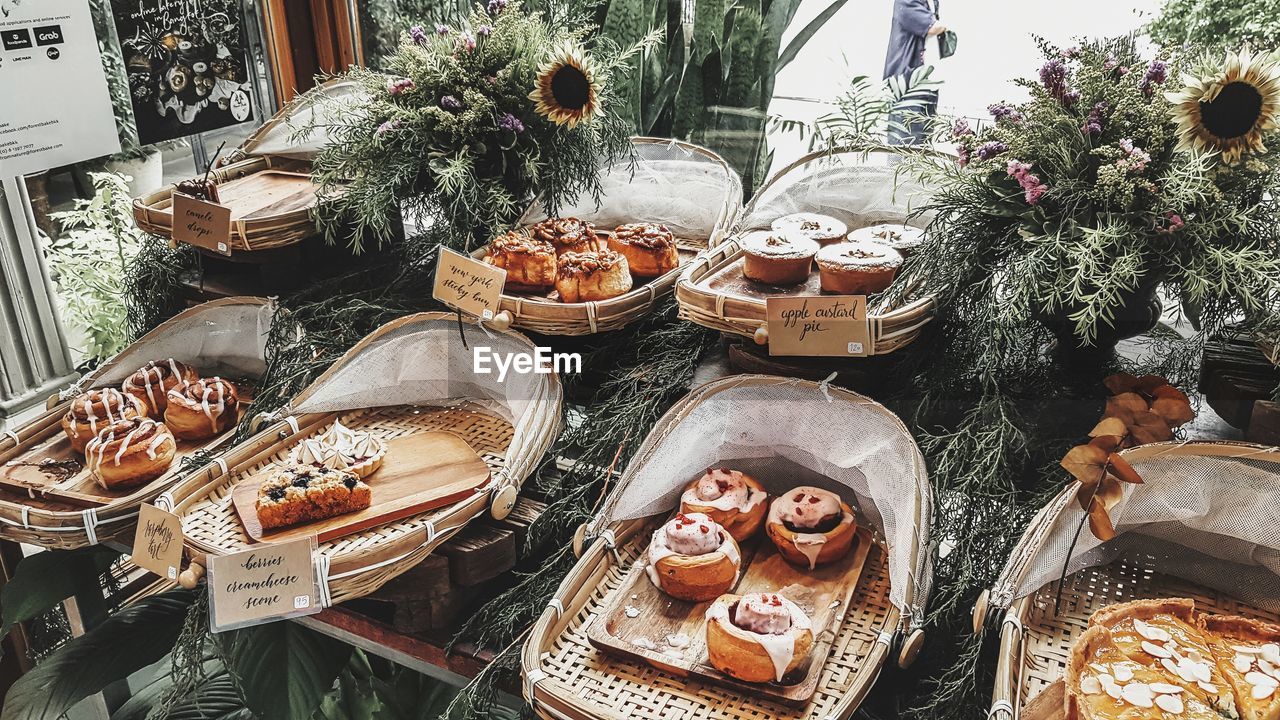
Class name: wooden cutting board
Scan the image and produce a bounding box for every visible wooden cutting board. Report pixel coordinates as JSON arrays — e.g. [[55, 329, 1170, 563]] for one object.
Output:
[[587, 522, 874, 706], [231, 431, 491, 544], [1025, 681, 1065, 720]]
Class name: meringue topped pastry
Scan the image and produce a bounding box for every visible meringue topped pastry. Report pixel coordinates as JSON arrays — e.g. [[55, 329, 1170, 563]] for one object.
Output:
[[293, 421, 387, 479]]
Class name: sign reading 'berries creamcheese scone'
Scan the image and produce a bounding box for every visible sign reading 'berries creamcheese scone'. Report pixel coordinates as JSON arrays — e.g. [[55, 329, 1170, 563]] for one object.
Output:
[[129, 503, 184, 581], [765, 296, 871, 357], [207, 536, 321, 631], [434, 246, 506, 320]]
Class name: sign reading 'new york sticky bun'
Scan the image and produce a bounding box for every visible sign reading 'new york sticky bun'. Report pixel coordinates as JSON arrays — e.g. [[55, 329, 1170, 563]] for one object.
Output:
[[433, 246, 506, 320]]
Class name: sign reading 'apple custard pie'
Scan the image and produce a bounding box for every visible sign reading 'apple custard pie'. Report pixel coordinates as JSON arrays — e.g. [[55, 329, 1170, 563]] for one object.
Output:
[[207, 536, 320, 631], [765, 296, 871, 357]]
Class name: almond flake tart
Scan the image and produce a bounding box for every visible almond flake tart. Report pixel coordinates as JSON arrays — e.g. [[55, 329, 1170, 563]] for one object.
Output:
[[1067, 598, 1280, 720]]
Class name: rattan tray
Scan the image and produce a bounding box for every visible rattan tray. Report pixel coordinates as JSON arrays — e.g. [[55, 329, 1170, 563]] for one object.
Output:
[[487, 138, 743, 335], [0, 297, 274, 549], [521, 375, 933, 720], [169, 312, 562, 605], [984, 442, 1280, 720], [675, 147, 937, 354]]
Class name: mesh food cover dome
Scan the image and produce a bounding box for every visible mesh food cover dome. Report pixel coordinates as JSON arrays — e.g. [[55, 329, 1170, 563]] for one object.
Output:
[[589, 375, 933, 619], [238, 79, 371, 161], [519, 138, 743, 241], [991, 442, 1280, 613]]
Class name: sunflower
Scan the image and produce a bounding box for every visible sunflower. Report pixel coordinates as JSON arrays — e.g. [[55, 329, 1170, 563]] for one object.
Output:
[[1167, 49, 1280, 165], [529, 43, 603, 129]]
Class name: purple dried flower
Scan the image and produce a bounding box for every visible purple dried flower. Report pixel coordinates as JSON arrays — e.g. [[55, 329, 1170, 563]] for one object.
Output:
[[498, 112, 524, 134], [976, 141, 1008, 161], [487, 0, 508, 14], [988, 102, 1022, 123], [435, 23, 450, 35], [1024, 184, 1047, 205], [387, 78, 415, 96], [1083, 101, 1108, 137], [952, 118, 974, 138], [477, 24, 493, 36], [1158, 212, 1184, 234], [1063, 88, 1081, 107], [1040, 58, 1068, 98], [376, 120, 399, 137], [440, 95, 463, 111], [1007, 159, 1048, 206], [1103, 55, 1118, 71], [459, 31, 476, 51], [1140, 60, 1168, 96], [1062, 46, 1081, 59], [957, 146, 970, 166], [409, 25, 428, 45]]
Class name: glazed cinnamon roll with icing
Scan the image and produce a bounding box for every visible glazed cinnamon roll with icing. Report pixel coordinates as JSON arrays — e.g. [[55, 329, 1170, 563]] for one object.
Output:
[[765, 486, 857, 569], [61, 388, 147, 453], [705, 592, 814, 683], [679, 468, 768, 542], [646, 512, 741, 601], [121, 359, 198, 418], [163, 378, 240, 440], [84, 417, 177, 490]]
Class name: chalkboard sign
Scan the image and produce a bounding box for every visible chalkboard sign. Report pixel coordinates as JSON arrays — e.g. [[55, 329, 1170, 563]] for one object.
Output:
[[109, 0, 255, 145]]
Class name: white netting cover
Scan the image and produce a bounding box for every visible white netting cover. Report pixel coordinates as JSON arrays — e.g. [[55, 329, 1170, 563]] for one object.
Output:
[[1001, 447, 1280, 613], [741, 149, 934, 235], [240, 79, 371, 161], [519, 139, 742, 240], [89, 299, 274, 387], [292, 317, 548, 433], [600, 378, 932, 614]]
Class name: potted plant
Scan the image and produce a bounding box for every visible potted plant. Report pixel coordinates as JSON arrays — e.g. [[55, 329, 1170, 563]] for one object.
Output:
[[903, 38, 1280, 361]]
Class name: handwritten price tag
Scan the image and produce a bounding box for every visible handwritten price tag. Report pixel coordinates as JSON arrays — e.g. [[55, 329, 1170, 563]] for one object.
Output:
[[433, 246, 506, 320], [765, 296, 872, 357], [129, 503, 184, 581], [172, 193, 232, 256], [206, 536, 320, 632]]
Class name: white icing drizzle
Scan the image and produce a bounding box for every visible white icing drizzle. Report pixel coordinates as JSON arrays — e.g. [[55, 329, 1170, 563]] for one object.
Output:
[[645, 514, 740, 588], [86, 419, 166, 471], [69, 389, 130, 436], [767, 487, 854, 569], [682, 469, 766, 513], [706, 594, 813, 682]]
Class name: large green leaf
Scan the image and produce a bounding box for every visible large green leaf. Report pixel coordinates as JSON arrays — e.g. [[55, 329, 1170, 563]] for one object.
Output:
[[1, 588, 196, 720], [0, 545, 121, 646], [217, 621, 353, 720], [776, 0, 850, 71], [109, 659, 242, 720]]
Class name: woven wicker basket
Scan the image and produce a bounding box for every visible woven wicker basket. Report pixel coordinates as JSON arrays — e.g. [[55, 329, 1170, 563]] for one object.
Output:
[[484, 138, 743, 336], [984, 441, 1280, 720], [132, 79, 363, 252], [169, 312, 562, 605], [521, 375, 933, 720], [675, 147, 937, 353], [0, 297, 274, 549]]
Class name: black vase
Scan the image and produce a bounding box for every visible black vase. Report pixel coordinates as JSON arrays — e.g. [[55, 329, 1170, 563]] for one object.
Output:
[[1037, 278, 1164, 363]]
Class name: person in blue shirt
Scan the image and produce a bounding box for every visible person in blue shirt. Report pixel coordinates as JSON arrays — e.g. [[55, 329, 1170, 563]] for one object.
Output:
[[884, 0, 946, 147]]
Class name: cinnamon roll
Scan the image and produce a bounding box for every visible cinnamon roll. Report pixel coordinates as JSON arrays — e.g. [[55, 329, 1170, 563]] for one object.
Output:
[[485, 231, 557, 290], [646, 512, 741, 601], [679, 469, 768, 542], [121, 359, 198, 418], [528, 217, 599, 256], [555, 250, 633, 303], [765, 487, 857, 569], [705, 592, 814, 683], [607, 223, 679, 278], [85, 418, 177, 490], [61, 388, 147, 453], [164, 378, 240, 440]]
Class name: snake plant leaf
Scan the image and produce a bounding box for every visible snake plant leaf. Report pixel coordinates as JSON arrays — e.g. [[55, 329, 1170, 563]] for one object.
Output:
[[111, 665, 249, 720], [1, 588, 196, 720], [601, 0, 650, 130], [216, 619, 354, 720], [692, 0, 729, 63], [0, 545, 120, 653], [776, 0, 850, 71]]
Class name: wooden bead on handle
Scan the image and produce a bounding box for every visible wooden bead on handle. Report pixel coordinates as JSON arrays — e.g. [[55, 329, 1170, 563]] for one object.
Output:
[[898, 628, 926, 669], [753, 326, 769, 345], [490, 485, 518, 520], [178, 561, 206, 590], [491, 310, 513, 331]]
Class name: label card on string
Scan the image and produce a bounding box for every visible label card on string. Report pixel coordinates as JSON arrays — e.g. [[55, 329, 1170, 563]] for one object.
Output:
[[433, 246, 505, 320], [207, 536, 321, 632], [765, 296, 872, 357], [129, 503, 184, 581], [172, 193, 233, 256]]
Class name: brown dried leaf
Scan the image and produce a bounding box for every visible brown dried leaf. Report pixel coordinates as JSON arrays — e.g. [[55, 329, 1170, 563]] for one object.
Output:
[[1095, 473, 1126, 510], [1104, 373, 1140, 395], [1151, 386, 1194, 427], [1090, 434, 1125, 455], [1089, 417, 1129, 439], [1106, 392, 1149, 419], [1088, 502, 1118, 541], [1132, 374, 1169, 396], [1108, 453, 1143, 485], [1062, 443, 1109, 485], [1128, 410, 1174, 446]]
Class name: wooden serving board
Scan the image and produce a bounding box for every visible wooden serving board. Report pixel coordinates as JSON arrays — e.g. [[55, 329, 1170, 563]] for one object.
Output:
[[1025, 680, 1066, 720], [231, 431, 491, 544], [0, 392, 253, 509], [586, 523, 874, 706]]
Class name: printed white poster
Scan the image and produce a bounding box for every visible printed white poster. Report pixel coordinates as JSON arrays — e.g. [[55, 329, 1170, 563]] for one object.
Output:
[[0, 0, 121, 176]]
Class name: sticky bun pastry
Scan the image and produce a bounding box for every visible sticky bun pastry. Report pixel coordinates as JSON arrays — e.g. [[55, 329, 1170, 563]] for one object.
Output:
[[163, 378, 240, 440], [61, 388, 147, 453], [815, 241, 903, 295], [608, 223, 679, 278], [486, 231, 558, 290], [765, 487, 857, 569], [254, 462, 371, 530], [121, 359, 199, 418], [705, 592, 815, 683], [647, 512, 741, 601], [555, 250, 633, 303], [739, 230, 820, 287], [679, 468, 768, 542], [85, 417, 177, 490], [528, 217, 599, 256], [771, 213, 847, 245]]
